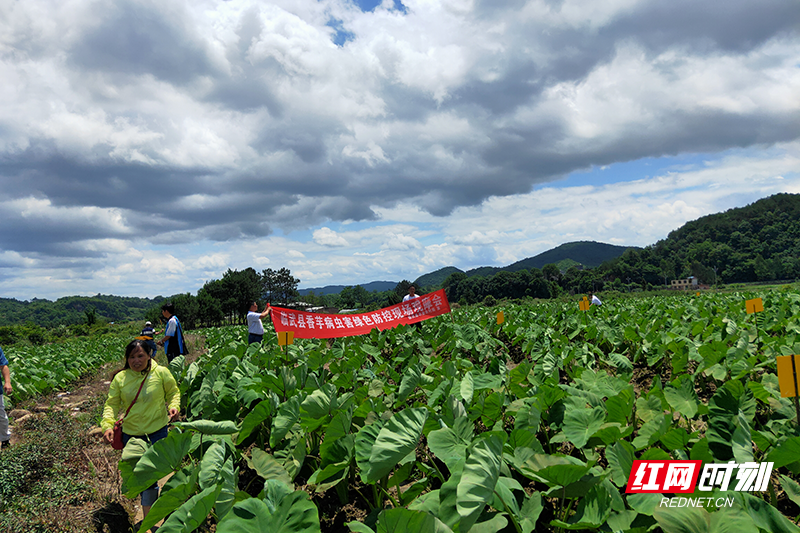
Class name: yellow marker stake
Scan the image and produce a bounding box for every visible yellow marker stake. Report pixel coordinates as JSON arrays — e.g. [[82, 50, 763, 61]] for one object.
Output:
[[277, 331, 295, 346], [696, 292, 701, 297], [579, 300, 591, 312], [746, 298, 764, 314], [496, 311, 504, 325], [746, 297, 765, 351], [777, 354, 800, 424], [777, 355, 800, 397]]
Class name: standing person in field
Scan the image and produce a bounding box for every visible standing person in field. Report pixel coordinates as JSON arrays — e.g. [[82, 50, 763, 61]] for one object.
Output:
[[0, 345, 12, 450], [157, 302, 186, 363], [589, 291, 602, 306], [102, 339, 180, 520], [403, 285, 422, 328], [139, 321, 158, 359], [247, 301, 272, 344], [403, 285, 420, 302]]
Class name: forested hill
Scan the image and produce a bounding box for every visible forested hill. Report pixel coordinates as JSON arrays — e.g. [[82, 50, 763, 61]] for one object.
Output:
[[414, 241, 635, 287], [504, 241, 636, 271], [0, 295, 163, 328], [603, 193, 800, 284]]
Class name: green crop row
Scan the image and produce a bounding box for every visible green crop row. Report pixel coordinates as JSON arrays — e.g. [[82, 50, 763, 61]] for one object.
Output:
[[4, 335, 130, 401], [118, 291, 800, 533]]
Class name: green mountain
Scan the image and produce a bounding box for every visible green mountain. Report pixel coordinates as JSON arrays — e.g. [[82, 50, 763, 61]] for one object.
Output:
[[298, 281, 397, 296], [0, 294, 164, 328], [614, 192, 800, 284], [504, 241, 637, 271], [413, 267, 464, 289], [414, 241, 637, 289]]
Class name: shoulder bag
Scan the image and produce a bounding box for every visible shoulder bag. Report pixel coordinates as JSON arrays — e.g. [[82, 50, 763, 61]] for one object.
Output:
[[111, 371, 149, 450]]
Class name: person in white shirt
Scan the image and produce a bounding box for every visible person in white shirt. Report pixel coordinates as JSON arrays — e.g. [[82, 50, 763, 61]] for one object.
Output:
[[589, 292, 602, 306], [403, 285, 420, 302], [247, 301, 272, 344]]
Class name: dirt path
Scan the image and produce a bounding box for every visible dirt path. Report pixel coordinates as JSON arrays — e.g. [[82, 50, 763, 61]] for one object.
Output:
[[6, 334, 207, 533]]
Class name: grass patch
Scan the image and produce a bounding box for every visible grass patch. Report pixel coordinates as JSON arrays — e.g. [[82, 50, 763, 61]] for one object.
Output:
[[0, 401, 131, 532]]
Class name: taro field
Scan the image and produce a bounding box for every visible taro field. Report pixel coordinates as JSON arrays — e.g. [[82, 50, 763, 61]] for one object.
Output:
[[118, 290, 800, 533]]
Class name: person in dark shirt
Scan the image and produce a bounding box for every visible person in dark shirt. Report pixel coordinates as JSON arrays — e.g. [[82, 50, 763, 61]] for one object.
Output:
[[139, 321, 158, 358]]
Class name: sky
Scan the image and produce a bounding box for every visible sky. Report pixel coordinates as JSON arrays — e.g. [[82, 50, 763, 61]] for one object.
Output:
[[0, 0, 799, 300]]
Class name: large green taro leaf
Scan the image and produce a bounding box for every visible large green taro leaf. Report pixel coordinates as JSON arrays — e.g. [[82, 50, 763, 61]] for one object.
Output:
[[270, 395, 302, 448], [562, 405, 606, 449], [198, 441, 229, 490], [237, 399, 273, 445], [397, 364, 425, 406], [605, 440, 635, 488], [300, 383, 338, 432], [319, 408, 354, 466], [374, 508, 453, 533], [605, 387, 633, 425], [215, 456, 237, 521], [157, 485, 221, 533], [768, 436, 800, 473], [733, 492, 800, 533], [123, 430, 194, 498], [216, 491, 321, 533], [707, 383, 755, 461], [428, 417, 472, 471], [355, 419, 385, 484], [173, 420, 239, 435], [515, 453, 591, 489], [365, 408, 427, 483], [549, 484, 612, 530], [456, 435, 503, 532], [663, 378, 699, 418], [248, 448, 293, 486], [137, 466, 199, 533]]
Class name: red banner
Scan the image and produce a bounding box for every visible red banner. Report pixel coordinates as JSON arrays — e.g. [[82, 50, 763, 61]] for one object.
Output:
[[270, 289, 451, 339]]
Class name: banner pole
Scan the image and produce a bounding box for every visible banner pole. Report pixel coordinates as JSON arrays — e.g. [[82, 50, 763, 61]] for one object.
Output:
[[754, 313, 760, 353]]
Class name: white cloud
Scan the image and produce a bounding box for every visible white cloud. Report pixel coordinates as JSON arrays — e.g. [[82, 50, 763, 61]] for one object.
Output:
[[380, 232, 422, 251], [196, 253, 230, 270], [312, 227, 349, 246], [0, 0, 798, 299]]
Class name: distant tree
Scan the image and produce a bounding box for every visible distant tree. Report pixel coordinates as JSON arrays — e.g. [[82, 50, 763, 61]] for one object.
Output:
[[214, 268, 260, 323], [262, 268, 300, 304], [171, 293, 200, 330], [394, 280, 413, 299], [442, 272, 467, 302], [84, 306, 97, 326], [338, 286, 358, 308], [384, 290, 401, 306], [338, 285, 370, 308], [197, 291, 224, 327], [542, 263, 561, 282]]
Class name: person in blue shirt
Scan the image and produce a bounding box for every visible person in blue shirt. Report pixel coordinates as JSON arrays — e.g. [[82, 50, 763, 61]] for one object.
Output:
[[0, 346, 12, 449], [157, 302, 186, 363]]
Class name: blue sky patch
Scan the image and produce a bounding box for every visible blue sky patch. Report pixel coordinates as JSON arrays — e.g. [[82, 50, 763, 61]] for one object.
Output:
[[326, 18, 355, 46], [353, 0, 408, 13]]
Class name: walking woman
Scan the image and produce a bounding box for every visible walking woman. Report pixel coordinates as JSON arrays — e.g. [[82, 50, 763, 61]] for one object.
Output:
[[101, 339, 180, 519]]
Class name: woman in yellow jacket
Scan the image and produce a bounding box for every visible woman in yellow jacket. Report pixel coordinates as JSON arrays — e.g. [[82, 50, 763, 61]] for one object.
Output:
[[102, 339, 180, 518]]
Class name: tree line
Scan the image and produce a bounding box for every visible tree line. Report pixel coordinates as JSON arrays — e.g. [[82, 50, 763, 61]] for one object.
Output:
[[145, 268, 302, 329], [146, 275, 428, 331]]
